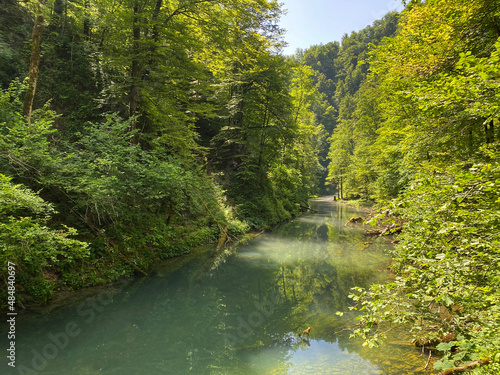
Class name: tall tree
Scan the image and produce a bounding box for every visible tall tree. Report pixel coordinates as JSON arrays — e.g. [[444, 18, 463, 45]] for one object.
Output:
[[23, 0, 47, 123]]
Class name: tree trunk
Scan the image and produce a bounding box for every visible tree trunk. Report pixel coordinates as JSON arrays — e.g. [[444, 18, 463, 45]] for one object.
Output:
[[83, 0, 91, 40], [485, 120, 495, 144], [340, 173, 344, 200], [23, 0, 46, 124], [53, 0, 63, 26], [151, 0, 162, 43], [468, 128, 474, 152], [129, 0, 141, 131], [258, 99, 269, 169]]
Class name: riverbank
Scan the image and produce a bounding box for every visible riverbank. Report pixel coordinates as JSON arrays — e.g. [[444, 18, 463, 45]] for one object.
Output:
[[333, 197, 376, 211], [1, 202, 314, 314]]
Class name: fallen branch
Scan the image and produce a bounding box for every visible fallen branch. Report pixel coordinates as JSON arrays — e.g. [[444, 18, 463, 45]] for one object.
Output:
[[203, 203, 238, 249], [381, 223, 403, 235], [364, 224, 403, 236], [424, 350, 432, 370], [437, 358, 490, 375], [104, 242, 148, 276], [345, 216, 363, 225], [116, 250, 148, 276], [216, 225, 229, 251]]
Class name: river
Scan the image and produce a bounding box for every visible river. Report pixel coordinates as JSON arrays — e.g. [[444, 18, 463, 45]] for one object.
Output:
[[10, 198, 431, 374]]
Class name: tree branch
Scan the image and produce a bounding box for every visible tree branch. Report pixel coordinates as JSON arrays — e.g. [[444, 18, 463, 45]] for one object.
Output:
[[437, 358, 490, 375]]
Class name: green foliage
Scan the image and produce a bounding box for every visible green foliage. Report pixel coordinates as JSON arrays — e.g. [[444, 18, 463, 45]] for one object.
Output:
[[0, 174, 89, 304], [0, 0, 30, 88], [36, 31, 102, 126], [0, 81, 236, 302], [349, 146, 500, 370], [210, 49, 323, 227], [0, 0, 326, 306], [338, 2, 500, 372], [0, 82, 92, 303], [322, 12, 401, 199]]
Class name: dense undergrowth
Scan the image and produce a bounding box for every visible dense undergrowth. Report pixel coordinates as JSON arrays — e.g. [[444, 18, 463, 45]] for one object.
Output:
[[350, 145, 500, 373], [0, 81, 242, 305]]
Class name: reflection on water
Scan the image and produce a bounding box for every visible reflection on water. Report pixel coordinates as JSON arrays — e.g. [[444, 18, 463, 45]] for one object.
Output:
[[10, 198, 431, 374]]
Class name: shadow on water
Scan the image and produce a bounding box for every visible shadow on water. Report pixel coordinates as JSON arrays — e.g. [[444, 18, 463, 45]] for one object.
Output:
[[11, 198, 434, 375]]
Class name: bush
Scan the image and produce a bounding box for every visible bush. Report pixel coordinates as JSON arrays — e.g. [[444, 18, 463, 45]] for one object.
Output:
[[349, 144, 500, 372], [0, 174, 89, 305]]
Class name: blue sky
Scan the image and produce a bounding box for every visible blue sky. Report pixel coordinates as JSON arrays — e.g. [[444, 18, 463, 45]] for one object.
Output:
[[278, 0, 405, 54]]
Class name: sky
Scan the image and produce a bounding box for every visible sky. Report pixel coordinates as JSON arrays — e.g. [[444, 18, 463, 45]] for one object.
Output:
[[278, 0, 405, 55]]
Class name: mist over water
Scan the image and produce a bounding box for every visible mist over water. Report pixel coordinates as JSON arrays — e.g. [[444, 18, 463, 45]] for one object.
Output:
[[12, 198, 428, 374]]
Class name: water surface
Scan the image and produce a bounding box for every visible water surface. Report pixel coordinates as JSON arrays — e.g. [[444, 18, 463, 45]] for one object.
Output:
[[10, 198, 431, 374]]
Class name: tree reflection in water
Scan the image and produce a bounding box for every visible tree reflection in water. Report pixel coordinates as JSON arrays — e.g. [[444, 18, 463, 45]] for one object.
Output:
[[15, 199, 427, 375]]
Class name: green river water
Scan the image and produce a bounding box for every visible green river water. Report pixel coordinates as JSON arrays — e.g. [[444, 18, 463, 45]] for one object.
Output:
[[9, 198, 434, 375]]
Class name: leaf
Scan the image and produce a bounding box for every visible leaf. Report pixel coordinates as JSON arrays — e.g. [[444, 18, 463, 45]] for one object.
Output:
[[433, 358, 456, 371], [437, 341, 456, 352], [435, 253, 446, 260]]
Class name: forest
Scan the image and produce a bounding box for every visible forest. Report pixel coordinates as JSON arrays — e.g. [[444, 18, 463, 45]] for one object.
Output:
[[0, 0, 499, 373]]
